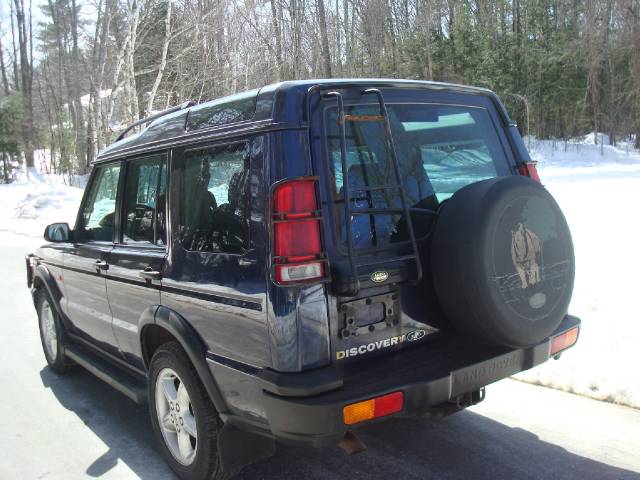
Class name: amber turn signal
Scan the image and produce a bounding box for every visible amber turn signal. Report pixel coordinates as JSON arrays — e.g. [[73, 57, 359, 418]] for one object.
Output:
[[343, 391, 404, 425], [550, 326, 579, 356]]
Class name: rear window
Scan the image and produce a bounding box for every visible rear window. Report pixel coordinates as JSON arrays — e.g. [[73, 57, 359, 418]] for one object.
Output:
[[325, 103, 510, 248]]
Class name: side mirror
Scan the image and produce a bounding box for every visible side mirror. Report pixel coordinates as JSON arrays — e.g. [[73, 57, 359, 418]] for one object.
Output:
[[44, 223, 71, 242]]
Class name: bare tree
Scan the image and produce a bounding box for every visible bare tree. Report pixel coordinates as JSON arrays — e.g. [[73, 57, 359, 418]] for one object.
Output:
[[317, 0, 332, 77], [146, 0, 172, 114], [0, 16, 11, 96], [6, 0, 640, 175], [13, 0, 35, 168], [585, 0, 603, 143]]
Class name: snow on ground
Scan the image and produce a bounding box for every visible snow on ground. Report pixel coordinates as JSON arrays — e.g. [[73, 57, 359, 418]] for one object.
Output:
[[514, 136, 640, 409], [0, 168, 84, 237], [1, 136, 639, 409]]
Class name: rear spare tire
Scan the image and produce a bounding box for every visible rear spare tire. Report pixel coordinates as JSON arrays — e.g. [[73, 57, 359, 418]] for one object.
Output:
[[431, 176, 574, 347]]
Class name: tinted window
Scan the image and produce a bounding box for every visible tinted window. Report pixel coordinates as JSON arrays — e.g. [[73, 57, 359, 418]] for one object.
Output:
[[186, 91, 257, 132], [122, 155, 167, 245], [325, 103, 509, 248], [78, 163, 121, 242], [178, 142, 250, 253], [406, 108, 501, 201]]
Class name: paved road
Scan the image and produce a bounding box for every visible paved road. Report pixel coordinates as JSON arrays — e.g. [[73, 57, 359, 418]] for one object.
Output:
[[1, 231, 639, 480]]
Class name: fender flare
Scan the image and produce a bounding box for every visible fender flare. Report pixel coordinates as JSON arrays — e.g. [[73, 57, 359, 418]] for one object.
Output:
[[33, 264, 62, 305], [139, 305, 229, 414], [32, 264, 69, 325]]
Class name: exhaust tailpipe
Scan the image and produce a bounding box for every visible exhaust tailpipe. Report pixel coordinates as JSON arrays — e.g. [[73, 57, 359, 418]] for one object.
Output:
[[338, 431, 367, 455]]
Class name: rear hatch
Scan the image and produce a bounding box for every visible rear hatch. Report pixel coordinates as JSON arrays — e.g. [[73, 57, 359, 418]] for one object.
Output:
[[308, 85, 518, 363]]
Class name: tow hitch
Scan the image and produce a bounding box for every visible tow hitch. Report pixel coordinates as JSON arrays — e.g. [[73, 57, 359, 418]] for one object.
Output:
[[414, 387, 486, 419]]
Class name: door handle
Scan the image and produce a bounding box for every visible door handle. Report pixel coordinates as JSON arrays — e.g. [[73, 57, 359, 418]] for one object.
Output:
[[95, 260, 109, 272], [139, 268, 162, 281]]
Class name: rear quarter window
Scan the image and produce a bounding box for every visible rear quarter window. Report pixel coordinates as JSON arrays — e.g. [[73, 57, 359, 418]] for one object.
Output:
[[177, 142, 251, 254]]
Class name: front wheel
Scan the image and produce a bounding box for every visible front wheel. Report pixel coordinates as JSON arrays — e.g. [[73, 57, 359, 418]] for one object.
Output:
[[148, 342, 223, 480], [36, 289, 70, 374]]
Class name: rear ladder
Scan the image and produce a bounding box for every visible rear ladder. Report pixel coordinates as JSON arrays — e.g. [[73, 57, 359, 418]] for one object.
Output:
[[326, 88, 423, 295]]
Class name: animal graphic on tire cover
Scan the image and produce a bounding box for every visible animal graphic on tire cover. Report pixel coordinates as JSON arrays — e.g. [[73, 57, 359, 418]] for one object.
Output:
[[511, 223, 542, 289]]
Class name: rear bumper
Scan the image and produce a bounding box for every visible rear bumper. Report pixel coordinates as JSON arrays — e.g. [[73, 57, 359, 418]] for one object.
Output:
[[259, 315, 581, 447]]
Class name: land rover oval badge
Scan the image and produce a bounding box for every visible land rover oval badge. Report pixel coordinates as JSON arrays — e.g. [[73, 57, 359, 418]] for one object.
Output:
[[370, 271, 389, 283]]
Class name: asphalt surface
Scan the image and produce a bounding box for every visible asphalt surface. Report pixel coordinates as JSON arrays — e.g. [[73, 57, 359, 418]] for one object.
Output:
[[1, 231, 639, 480]]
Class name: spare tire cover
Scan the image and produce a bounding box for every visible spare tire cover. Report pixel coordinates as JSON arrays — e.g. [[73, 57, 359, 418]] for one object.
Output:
[[431, 175, 574, 347]]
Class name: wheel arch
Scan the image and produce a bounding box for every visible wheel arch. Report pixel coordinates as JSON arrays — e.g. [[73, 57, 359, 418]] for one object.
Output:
[[139, 305, 229, 414], [32, 264, 64, 317]]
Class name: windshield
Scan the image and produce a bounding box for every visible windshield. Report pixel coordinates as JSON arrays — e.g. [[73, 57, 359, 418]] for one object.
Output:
[[325, 102, 510, 248]]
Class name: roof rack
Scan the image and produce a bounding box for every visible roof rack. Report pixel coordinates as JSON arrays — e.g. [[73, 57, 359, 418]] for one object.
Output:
[[115, 101, 195, 142]]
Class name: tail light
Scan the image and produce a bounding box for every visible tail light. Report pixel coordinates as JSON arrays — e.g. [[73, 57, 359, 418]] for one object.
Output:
[[518, 161, 541, 183], [343, 391, 404, 425], [272, 177, 328, 285]]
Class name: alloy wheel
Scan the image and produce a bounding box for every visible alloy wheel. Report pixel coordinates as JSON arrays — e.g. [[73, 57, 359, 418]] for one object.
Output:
[[40, 300, 58, 360], [155, 368, 198, 465]]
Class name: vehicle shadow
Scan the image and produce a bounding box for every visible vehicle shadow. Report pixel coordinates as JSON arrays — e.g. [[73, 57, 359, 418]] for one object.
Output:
[[243, 415, 639, 480], [39, 366, 174, 479], [41, 366, 637, 480]]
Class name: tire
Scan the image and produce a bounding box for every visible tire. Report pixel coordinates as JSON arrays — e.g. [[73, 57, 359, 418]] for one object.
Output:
[[148, 341, 223, 480], [36, 289, 70, 374], [431, 176, 575, 347]]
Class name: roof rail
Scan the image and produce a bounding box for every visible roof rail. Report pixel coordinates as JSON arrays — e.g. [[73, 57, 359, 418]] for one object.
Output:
[[115, 101, 195, 142]]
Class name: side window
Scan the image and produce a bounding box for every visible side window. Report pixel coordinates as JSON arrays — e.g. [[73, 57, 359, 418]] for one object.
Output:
[[178, 142, 250, 253], [78, 163, 121, 242], [122, 155, 167, 245]]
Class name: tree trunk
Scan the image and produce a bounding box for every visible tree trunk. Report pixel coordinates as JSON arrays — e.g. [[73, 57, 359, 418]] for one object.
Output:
[[0, 35, 10, 95], [270, 0, 285, 81], [446, 0, 456, 75], [317, 0, 332, 77], [13, 0, 34, 168], [88, 0, 111, 162], [630, 0, 640, 149], [387, 0, 398, 75], [423, 0, 433, 80], [2, 153, 10, 183], [146, 0, 172, 114], [126, 0, 141, 123], [70, 0, 88, 171], [343, 0, 351, 75], [335, 0, 342, 74], [585, 0, 601, 143], [36, 71, 57, 173], [10, 0, 20, 91]]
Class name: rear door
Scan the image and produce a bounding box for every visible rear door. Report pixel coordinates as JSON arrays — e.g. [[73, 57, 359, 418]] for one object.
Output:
[[310, 87, 515, 362], [161, 138, 269, 368], [106, 153, 167, 368], [64, 161, 121, 354]]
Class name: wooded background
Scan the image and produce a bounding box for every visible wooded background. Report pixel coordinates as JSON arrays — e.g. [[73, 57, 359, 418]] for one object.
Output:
[[0, 0, 639, 179]]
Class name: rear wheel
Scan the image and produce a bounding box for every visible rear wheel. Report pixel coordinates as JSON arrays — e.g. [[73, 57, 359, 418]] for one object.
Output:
[[148, 342, 223, 480], [36, 289, 70, 374]]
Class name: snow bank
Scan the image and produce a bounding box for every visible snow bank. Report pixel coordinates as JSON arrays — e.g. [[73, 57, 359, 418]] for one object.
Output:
[[513, 136, 640, 409], [527, 135, 640, 178], [0, 168, 83, 237]]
